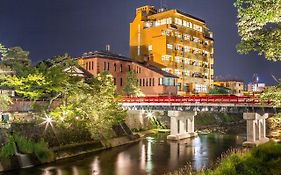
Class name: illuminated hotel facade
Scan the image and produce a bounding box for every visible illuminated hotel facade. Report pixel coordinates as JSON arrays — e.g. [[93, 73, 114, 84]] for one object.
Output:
[[130, 5, 214, 95]]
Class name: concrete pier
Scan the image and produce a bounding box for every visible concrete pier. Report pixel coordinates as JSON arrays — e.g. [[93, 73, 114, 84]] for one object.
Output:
[[167, 111, 198, 140], [243, 113, 269, 146]]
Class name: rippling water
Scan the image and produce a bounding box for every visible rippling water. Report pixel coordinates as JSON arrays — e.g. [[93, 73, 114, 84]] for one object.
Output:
[[2, 133, 245, 175]]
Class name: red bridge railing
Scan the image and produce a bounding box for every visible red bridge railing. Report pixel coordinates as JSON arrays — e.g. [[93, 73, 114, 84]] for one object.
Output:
[[122, 95, 264, 105]]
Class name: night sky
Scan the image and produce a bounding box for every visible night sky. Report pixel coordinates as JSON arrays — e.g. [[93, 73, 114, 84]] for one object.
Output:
[[0, 0, 280, 85]]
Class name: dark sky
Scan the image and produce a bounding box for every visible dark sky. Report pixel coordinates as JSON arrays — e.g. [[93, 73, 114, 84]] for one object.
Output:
[[0, 0, 280, 85]]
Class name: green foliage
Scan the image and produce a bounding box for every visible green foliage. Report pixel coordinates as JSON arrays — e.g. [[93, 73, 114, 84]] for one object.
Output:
[[1, 52, 127, 140], [33, 140, 54, 163], [0, 133, 54, 163], [50, 72, 126, 139], [0, 93, 12, 112], [234, 0, 281, 61], [209, 86, 229, 95], [0, 135, 16, 159], [0, 43, 8, 59], [2, 73, 49, 101], [169, 142, 281, 175], [260, 82, 281, 107], [13, 134, 33, 154], [1, 46, 33, 76], [123, 70, 143, 96]]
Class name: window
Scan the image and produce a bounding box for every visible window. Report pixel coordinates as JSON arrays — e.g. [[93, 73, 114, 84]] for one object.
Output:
[[152, 78, 155, 86], [149, 78, 152, 86], [114, 78, 116, 85], [128, 65, 131, 71], [175, 32, 181, 39], [120, 78, 123, 86], [86, 62, 89, 70], [184, 46, 190, 52], [114, 63, 117, 71], [184, 58, 190, 64], [175, 18, 182, 26], [143, 78, 145, 86], [183, 70, 190, 76], [193, 37, 200, 43], [162, 55, 170, 61], [139, 79, 142, 86], [195, 84, 207, 93], [193, 24, 203, 32], [183, 34, 190, 41], [91, 61, 94, 70], [107, 62, 110, 71], [139, 68, 141, 73], [175, 44, 181, 50], [148, 45, 152, 51], [174, 69, 181, 76], [120, 64, 123, 72], [174, 56, 181, 63], [167, 44, 173, 49], [167, 17, 172, 24], [146, 78, 148, 86], [104, 62, 106, 70]]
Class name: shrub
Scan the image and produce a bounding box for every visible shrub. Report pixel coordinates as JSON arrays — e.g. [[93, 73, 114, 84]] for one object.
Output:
[[168, 142, 281, 175], [0, 135, 16, 159], [33, 140, 54, 163], [13, 134, 33, 154]]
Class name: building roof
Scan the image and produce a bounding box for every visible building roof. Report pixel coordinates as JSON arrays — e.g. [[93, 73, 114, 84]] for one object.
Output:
[[176, 10, 205, 23], [81, 51, 132, 62], [215, 79, 244, 83], [79, 51, 178, 78], [135, 62, 178, 78]]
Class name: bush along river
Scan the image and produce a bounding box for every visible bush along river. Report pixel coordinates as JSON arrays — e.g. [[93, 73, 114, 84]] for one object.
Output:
[[1, 132, 245, 175]]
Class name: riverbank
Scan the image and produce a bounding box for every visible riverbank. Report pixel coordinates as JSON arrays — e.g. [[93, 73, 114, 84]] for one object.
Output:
[[166, 141, 281, 175], [0, 127, 141, 173], [1, 132, 244, 175]]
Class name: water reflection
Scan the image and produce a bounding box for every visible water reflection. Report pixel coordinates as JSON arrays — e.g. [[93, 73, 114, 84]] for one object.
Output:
[[1, 133, 244, 175]]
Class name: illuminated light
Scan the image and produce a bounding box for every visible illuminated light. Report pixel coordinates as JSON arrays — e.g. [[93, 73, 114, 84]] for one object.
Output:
[[75, 116, 79, 120], [39, 114, 54, 132], [146, 111, 154, 119]]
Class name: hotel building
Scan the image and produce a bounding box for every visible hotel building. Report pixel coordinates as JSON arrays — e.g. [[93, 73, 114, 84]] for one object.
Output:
[[130, 5, 214, 95]]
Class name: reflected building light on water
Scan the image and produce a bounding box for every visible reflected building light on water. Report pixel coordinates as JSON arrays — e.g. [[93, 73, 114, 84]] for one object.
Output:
[[140, 143, 146, 170], [116, 152, 131, 175], [91, 157, 100, 175], [192, 136, 208, 170], [146, 137, 153, 175]]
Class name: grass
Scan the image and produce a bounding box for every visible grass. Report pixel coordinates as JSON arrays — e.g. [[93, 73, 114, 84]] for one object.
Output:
[[0, 133, 54, 163], [167, 141, 281, 175]]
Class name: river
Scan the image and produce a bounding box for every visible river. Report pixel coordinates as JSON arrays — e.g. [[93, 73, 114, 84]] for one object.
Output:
[[2, 133, 245, 175]]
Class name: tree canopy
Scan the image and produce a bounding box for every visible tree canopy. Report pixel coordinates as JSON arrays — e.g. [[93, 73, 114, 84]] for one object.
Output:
[[1, 54, 126, 138], [234, 0, 281, 61], [123, 70, 143, 96]]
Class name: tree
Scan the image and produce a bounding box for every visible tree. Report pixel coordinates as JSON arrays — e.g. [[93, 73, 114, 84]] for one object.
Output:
[[1, 46, 32, 76], [49, 72, 126, 138], [0, 43, 8, 59], [123, 70, 143, 96], [0, 94, 12, 112], [234, 0, 281, 61], [260, 79, 281, 107], [235, 0, 281, 110], [1, 52, 127, 139]]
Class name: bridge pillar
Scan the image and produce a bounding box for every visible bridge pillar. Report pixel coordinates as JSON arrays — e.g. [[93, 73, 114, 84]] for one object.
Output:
[[243, 113, 269, 146], [167, 111, 198, 140]]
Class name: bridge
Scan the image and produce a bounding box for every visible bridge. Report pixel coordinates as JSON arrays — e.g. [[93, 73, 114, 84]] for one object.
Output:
[[122, 96, 281, 146], [2, 96, 280, 146]]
